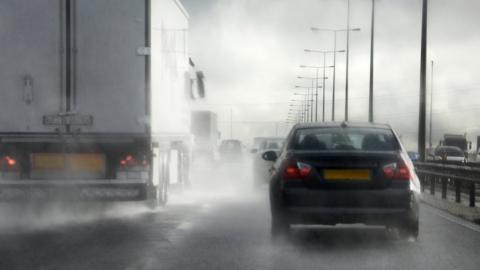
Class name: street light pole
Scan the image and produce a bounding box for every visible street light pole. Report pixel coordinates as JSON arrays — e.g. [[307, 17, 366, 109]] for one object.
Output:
[[429, 60, 434, 148], [345, 0, 351, 121], [418, 0, 428, 161], [332, 31, 337, 121], [311, 28, 359, 121], [302, 52, 344, 122], [368, 0, 375, 123], [315, 68, 319, 121], [322, 52, 327, 122], [311, 79, 315, 121]]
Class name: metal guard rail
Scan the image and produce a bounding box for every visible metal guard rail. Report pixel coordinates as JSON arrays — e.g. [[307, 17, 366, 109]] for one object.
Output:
[[414, 162, 479, 207]]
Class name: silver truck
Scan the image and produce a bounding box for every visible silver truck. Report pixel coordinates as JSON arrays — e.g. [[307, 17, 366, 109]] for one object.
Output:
[[0, 0, 201, 206], [191, 111, 219, 162]]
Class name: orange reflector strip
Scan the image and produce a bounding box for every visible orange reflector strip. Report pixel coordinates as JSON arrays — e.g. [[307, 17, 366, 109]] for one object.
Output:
[[32, 154, 65, 170], [69, 154, 105, 172]]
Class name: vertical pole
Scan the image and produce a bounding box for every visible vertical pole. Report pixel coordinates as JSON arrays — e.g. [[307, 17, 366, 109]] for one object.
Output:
[[306, 89, 310, 122], [310, 80, 314, 121], [322, 52, 326, 122], [469, 182, 475, 207], [429, 60, 434, 148], [315, 68, 319, 121], [345, 0, 351, 121], [419, 0, 428, 161], [368, 0, 375, 123], [230, 108, 234, 137], [332, 31, 337, 121], [306, 88, 310, 122]]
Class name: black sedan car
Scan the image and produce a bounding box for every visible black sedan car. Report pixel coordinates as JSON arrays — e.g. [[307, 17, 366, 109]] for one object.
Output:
[[264, 122, 420, 239]]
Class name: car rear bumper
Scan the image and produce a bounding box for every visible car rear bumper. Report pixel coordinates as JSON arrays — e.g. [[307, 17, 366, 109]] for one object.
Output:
[[276, 188, 418, 226], [0, 179, 149, 202]]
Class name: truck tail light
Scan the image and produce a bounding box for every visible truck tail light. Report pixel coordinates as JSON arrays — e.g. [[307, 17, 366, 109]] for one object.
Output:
[[382, 159, 410, 180], [119, 154, 148, 167], [283, 160, 312, 180], [6, 156, 16, 166]]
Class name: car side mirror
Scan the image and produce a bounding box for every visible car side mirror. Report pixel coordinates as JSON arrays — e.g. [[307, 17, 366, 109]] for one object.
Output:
[[250, 149, 258, 154], [262, 150, 277, 162]]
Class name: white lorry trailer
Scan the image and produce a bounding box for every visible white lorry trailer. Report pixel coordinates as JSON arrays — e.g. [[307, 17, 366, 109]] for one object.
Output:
[[0, 0, 198, 205]]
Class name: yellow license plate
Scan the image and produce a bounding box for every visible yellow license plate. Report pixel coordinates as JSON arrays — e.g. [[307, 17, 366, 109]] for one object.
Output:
[[69, 154, 106, 172], [32, 154, 66, 170], [323, 169, 371, 181]]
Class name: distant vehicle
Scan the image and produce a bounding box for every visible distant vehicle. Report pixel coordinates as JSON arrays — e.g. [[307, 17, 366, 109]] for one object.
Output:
[[251, 137, 282, 154], [191, 111, 219, 162], [431, 146, 467, 164], [407, 151, 420, 162], [219, 140, 243, 162], [265, 122, 420, 239], [252, 138, 285, 186], [440, 134, 471, 156]]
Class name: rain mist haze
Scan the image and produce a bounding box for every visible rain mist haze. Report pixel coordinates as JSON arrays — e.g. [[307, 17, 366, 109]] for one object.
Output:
[[182, 0, 480, 150]]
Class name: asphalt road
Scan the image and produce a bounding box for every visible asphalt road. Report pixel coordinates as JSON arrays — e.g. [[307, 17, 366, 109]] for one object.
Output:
[[1, 160, 480, 270]]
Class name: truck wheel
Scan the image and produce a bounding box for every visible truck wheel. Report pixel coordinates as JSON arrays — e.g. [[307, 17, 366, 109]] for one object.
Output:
[[158, 180, 168, 206], [147, 181, 168, 209]]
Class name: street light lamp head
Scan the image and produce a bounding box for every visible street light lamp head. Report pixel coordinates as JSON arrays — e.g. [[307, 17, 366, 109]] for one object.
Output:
[[304, 49, 312, 52], [338, 49, 346, 53], [351, 28, 361, 31]]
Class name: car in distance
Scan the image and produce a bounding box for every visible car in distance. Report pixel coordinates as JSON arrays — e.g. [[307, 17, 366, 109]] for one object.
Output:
[[252, 137, 285, 186], [407, 151, 420, 162], [219, 139, 243, 162], [431, 146, 467, 164], [265, 122, 420, 239]]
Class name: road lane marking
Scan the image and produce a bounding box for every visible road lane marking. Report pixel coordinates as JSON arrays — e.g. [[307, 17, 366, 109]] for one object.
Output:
[[422, 204, 480, 233]]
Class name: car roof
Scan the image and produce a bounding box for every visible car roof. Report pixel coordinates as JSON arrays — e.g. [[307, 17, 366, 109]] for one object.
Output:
[[292, 121, 392, 130]]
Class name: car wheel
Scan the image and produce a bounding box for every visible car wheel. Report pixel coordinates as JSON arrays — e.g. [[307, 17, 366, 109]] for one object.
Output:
[[271, 214, 290, 239], [398, 219, 419, 240]]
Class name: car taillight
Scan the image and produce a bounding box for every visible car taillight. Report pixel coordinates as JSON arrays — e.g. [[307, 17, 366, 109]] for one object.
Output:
[[283, 160, 312, 180], [382, 159, 410, 180]]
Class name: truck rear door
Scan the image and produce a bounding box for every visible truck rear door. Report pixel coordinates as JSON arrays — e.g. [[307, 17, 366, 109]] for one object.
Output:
[[73, 0, 148, 133], [0, 0, 64, 133]]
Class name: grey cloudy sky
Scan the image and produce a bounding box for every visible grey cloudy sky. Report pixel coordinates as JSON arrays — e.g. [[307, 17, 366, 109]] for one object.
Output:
[[181, 0, 480, 149]]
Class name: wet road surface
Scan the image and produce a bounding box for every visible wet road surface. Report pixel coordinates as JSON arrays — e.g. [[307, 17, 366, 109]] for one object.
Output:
[[1, 160, 480, 270]]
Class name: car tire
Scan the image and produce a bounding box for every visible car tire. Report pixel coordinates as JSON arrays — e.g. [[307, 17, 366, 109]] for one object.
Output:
[[398, 219, 419, 240], [271, 214, 290, 239]]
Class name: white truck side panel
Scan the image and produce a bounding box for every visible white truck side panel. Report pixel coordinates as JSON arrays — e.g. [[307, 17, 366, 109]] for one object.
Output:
[[151, 0, 190, 138], [74, 0, 147, 133], [0, 0, 63, 133]]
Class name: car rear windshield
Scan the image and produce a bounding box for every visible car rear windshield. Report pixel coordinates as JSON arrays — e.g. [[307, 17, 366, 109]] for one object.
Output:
[[290, 127, 400, 152]]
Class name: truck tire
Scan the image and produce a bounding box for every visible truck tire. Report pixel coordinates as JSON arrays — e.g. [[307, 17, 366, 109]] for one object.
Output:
[[147, 181, 168, 209], [158, 179, 168, 206]]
